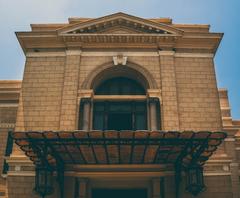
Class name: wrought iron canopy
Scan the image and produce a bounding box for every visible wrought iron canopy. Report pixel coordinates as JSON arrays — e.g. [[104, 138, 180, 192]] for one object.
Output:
[[11, 130, 226, 168]]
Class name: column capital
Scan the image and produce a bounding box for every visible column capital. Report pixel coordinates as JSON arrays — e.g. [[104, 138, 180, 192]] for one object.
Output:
[[78, 89, 94, 98], [147, 89, 161, 98]]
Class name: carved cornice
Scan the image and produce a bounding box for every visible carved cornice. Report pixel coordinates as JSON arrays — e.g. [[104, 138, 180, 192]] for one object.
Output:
[[61, 34, 179, 46], [16, 32, 222, 54]]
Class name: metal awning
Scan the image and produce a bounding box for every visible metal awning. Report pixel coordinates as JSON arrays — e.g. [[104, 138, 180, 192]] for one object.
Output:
[[11, 130, 226, 169]]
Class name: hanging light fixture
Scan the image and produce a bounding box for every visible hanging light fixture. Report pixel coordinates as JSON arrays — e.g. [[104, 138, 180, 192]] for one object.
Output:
[[34, 165, 54, 198], [185, 165, 205, 196]]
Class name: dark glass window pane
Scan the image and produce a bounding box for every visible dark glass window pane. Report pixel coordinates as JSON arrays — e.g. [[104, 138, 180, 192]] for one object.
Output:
[[92, 189, 148, 198], [95, 77, 145, 95], [135, 113, 147, 130], [93, 101, 147, 131], [94, 103, 105, 111], [135, 102, 146, 112], [109, 84, 119, 94], [156, 100, 161, 130], [109, 102, 131, 112], [108, 113, 132, 130], [121, 83, 131, 94], [93, 113, 105, 130], [78, 101, 84, 130]]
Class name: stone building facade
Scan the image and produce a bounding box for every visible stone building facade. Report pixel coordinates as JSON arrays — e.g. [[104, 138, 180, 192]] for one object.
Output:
[[0, 12, 239, 198]]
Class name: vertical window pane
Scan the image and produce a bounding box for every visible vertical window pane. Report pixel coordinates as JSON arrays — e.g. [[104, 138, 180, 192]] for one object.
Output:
[[93, 113, 105, 130], [135, 113, 147, 130]]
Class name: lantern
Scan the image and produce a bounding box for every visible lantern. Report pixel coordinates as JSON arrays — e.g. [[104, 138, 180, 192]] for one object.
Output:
[[34, 166, 54, 198], [185, 166, 205, 196]]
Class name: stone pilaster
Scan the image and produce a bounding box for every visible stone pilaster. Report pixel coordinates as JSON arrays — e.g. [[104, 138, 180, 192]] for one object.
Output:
[[149, 97, 158, 131], [224, 138, 237, 160], [230, 163, 240, 198], [77, 178, 88, 198], [159, 51, 179, 130], [82, 98, 91, 131], [60, 50, 81, 130], [152, 178, 161, 198]]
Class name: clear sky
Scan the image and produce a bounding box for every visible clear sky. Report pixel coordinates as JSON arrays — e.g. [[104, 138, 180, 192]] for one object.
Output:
[[0, 0, 239, 119]]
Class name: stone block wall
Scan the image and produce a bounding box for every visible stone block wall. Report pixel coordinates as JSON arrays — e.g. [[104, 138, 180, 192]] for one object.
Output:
[[15, 57, 65, 131], [7, 175, 59, 198], [175, 57, 222, 131], [79, 56, 112, 87], [163, 175, 233, 198], [14, 52, 223, 132]]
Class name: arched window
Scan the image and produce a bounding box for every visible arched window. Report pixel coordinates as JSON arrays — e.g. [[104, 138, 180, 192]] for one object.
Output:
[[78, 67, 161, 131], [93, 77, 147, 131]]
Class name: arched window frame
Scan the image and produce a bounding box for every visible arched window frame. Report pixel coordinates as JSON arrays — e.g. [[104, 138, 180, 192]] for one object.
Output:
[[78, 77, 161, 131]]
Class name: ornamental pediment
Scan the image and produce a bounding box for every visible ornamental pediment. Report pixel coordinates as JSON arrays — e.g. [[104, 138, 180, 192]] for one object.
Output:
[[95, 26, 148, 34], [57, 12, 183, 35]]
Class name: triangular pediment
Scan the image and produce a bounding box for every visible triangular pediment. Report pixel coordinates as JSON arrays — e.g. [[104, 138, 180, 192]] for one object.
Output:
[[94, 26, 150, 34], [57, 12, 183, 35]]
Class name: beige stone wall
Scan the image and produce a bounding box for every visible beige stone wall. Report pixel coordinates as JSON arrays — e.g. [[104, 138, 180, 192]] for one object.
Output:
[[79, 56, 112, 87], [7, 176, 38, 198], [159, 53, 180, 130], [128, 56, 161, 87], [175, 57, 222, 131], [219, 89, 233, 127], [7, 175, 59, 198], [15, 57, 65, 131], [14, 53, 224, 132], [60, 54, 81, 130], [0, 107, 17, 124]]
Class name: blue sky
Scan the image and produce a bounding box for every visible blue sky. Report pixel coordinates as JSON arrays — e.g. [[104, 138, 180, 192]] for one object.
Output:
[[0, 0, 239, 119]]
